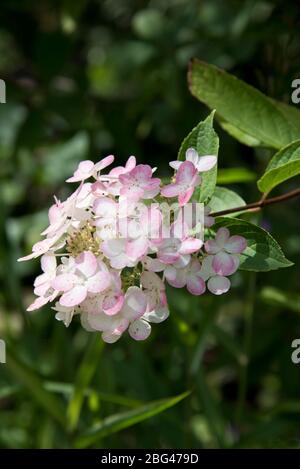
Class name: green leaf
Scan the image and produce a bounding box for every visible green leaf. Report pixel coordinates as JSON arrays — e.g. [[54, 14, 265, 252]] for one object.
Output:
[[218, 119, 262, 147], [67, 335, 104, 431], [209, 187, 245, 217], [75, 391, 190, 448], [257, 139, 300, 193], [188, 59, 300, 149], [260, 286, 300, 313], [178, 111, 219, 203], [214, 217, 293, 271], [6, 349, 66, 428], [217, 167, 257, 185]]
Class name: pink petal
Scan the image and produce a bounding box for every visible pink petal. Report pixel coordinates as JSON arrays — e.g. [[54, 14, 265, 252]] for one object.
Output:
[[120, 185, 144, 202], [125, 155, 137, 171], [41, 254, 56, 273], [143, 306, 169, 323], [169, 160, 182, 170], [131, 164, 152, 182], [51, 273, 77, 292], [189, 258, 202, 274], [207, 276, 230, 295], [158, 251, 180, 264], [75, 251, 97, 277], [225, 235, 247, 254], [59, 285, 87, 307], [126, 237, 148, 260], [94, 154, 114, 171], [178, 187, 194, 206], [102, 331, 123, 343], [87, 271, 111, 293], [186, 148, 199, 165], [143, 178, 161, 191], [91, 181, 107, 196], [93, 196, 117, 217], [143, 257, 165, 272], [215, 227, 230, 247], [164, 266, 187, 288], [66, 160, 94, 182], [212, 251, 237, 276], [102, 293, 125, 316], [27, 296, 49, 311], [122, 287, 147, 321], [102, 239, 125, 258], [176, 161, 197, 185], [79, 160, 94, 172], [128, 319, 151, 341], [187, 274, 206, 295], [161, 183, 180, 198], [196, 155, 217, 172], [204, 239, 220, 254], [180, 237, 203, 254]]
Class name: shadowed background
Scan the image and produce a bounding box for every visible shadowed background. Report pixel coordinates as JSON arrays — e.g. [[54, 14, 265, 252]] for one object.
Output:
[[1, 0, 300, 449]]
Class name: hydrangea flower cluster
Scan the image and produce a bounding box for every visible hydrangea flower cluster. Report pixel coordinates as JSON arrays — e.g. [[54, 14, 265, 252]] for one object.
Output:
[[18, 150, 247, 343]]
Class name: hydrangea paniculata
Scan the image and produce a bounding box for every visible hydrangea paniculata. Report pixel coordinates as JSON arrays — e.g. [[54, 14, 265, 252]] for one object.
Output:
[[18, 149, 247, 343]]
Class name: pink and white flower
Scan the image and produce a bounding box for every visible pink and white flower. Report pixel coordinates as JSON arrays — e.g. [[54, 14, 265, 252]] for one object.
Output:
[[161, 161, 201, 206], [165, 258, 206, 295], [169, 148, 217, 173], [199, 255, 231, 295], [66, 155, 114, 183], [52, 251, 111, 307], [119, 164, 161, 202], [205, 227, 247, 276]]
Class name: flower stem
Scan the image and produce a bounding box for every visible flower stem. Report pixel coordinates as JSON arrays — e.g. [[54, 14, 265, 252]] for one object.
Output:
[[210, 187, 300, 217]]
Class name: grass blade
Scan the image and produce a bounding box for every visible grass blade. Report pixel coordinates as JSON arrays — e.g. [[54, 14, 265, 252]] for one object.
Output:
[[75, 390, 190, 448]]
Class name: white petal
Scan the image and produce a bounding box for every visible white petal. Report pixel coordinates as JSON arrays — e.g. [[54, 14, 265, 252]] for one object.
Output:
[[128, 319, 151, 341]]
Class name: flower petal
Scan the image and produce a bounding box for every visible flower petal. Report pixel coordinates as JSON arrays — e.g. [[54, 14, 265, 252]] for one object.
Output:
[[59, 285, 87, 307], [122, 286, 147, 321], [204, 239, 220, 254], [180, 237, 203, 254], [102, 293, 125, 316], [169, 160, 182, 170], [126, 237, 148, 260], [176, 161, 197, 185], [187, 274, 206, 295], [207, 276, 230, 295], [27, 296, 49, 311], [178, 187, 194, 206], [196, 155, 217, 172], [87, 271, 111, 293], [212, 251, 237, 276], [52, 273, 77, 292], [161, 183, 180, 198], [102, 331, 122, 343], [94, 154, 114, 171], [225, 235, 247, 254], [143, 306, 169, 323], [215, 227, 230, 247], [128, 319, 151, 341], [164, 266, 187, 288], [75, 251, 98, 277], [41, 253, 56, 273], [186, 148, 199, 166]]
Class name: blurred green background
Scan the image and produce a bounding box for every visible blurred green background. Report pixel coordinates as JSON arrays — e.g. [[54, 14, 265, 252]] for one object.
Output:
[[1, 0, 300, 449]]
